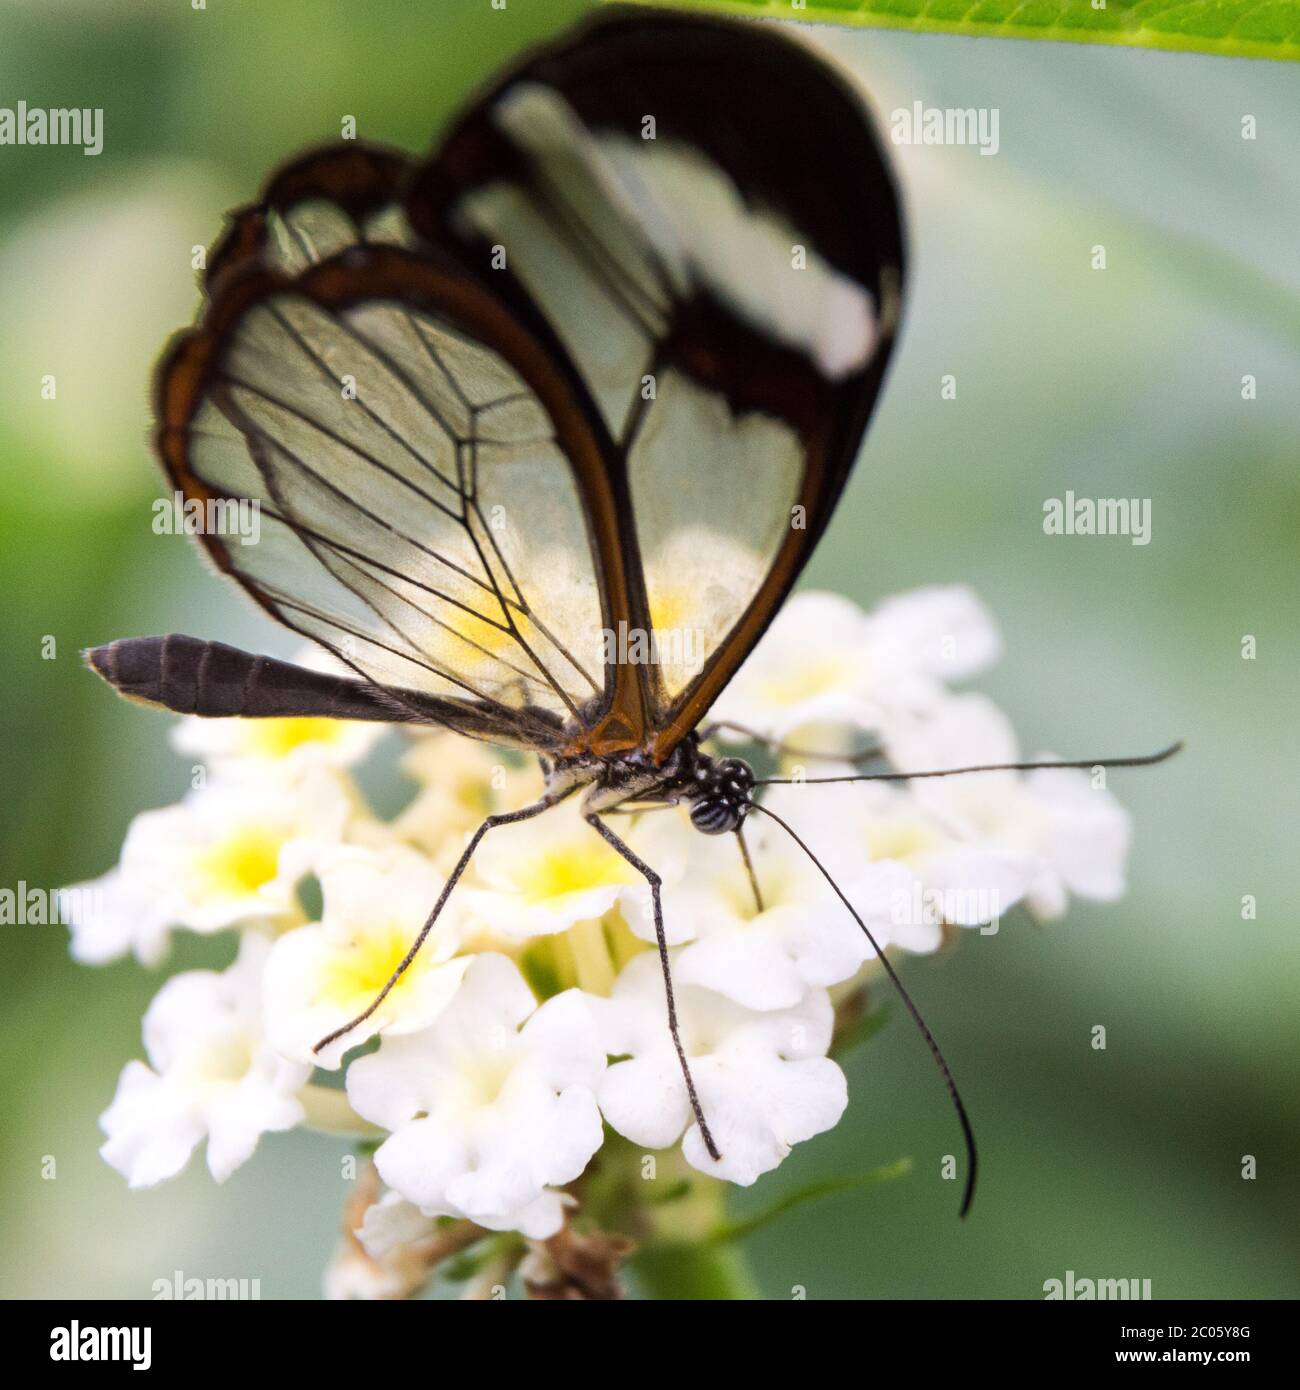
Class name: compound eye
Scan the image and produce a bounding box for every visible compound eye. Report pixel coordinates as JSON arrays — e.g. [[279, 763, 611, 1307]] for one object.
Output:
[[715, 758, 755, 793]]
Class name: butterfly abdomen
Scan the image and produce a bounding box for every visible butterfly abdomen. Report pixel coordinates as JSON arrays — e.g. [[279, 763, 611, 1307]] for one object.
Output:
[[83, 635, 392, 722]]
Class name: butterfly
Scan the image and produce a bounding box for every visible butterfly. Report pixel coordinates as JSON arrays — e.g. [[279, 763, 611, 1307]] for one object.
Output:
[[85, 9, 1177, 1217]]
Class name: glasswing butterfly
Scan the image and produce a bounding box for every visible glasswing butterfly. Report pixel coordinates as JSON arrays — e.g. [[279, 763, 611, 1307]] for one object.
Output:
[[85, 9, 1178, 1217]]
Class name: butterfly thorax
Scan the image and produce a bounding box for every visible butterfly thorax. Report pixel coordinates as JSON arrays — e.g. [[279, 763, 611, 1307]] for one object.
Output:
[[551, 734, 756, 835]]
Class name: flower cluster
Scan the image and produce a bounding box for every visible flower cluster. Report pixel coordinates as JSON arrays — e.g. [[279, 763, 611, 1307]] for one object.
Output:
[[65, 586, 1131, 1290]]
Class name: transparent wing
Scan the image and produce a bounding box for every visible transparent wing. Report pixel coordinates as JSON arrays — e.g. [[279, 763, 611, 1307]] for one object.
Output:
[[156, 246, 625, 750], [408, 11, 905, 757]]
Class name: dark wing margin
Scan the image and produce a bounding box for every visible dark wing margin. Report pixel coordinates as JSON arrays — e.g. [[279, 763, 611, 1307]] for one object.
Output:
[[154, 244, 649, 752], [407, 8, 906, 762], [205, 142, 417, 296]]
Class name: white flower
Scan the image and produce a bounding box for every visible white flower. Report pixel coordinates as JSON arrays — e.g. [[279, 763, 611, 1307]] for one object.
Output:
[[322, 1235, 411, 1302], [885, 693, 1131, 920], [61, 867, 177, 967], [355, 1189, 441, 1259], [1021, 764, 1131, 917], [99, 934, 309, 1187], [394, 731, 542, 868], [324, 1190, 432, 1301], [460, 798, 653, 941], [346, 953, 605, 1238], [708, 586, 1000, 750], [761, 771, 1031, 941], [264, 843, 471, 1068], [170, 712, 381, 776], [596, 953, 847, 1185], [110, 767, 352, 936], [868, 585, 1002, 683], [627, 805, 873, 1010]]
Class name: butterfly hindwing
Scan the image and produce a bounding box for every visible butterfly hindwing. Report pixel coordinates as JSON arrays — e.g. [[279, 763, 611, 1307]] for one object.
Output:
[[205, 141, 417, 295]]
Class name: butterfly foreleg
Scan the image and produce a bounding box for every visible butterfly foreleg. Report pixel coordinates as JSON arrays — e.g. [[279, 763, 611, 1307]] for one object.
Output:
[[312, 790, 566, 1057], [584, 811, 722, 1164]]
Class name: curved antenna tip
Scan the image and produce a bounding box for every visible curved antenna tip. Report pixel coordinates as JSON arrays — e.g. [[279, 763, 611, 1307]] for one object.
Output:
[[959, 1169, 976, 1220]]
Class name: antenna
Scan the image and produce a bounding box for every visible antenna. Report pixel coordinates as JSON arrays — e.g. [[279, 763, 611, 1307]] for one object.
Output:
[[756, 741, 1183, 787], [749, 802, 978, 1219]]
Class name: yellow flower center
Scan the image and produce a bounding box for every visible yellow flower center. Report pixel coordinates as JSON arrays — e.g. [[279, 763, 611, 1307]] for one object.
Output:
[[454, 776, 493, 818], [864, 820, 939, 865], [317, 924, 418, 1006], [245, 717, 344, 758], [718, 860, 788, 921], [462, 1053, 516, 1108], [195, 827, 283, 899], [515, 841, 633, 903], [197, 1032, 255, 1084], [759, 654, 852, 706]]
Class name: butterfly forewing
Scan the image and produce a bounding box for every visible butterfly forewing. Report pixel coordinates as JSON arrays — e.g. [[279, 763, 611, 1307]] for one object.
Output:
[[407, 11, 905, 757], [156, 248, 638, 749]]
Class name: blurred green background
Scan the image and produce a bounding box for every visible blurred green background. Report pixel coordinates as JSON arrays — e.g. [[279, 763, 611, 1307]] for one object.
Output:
[[2, 0, 1296, 1300]]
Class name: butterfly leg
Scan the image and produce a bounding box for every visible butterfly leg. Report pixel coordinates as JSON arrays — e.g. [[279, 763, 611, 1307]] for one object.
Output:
[[312, 792, 563, 1057], [585, 812, 722, 1163]]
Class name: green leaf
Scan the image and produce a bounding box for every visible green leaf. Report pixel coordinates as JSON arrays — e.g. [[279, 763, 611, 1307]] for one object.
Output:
[[646, 1177, 695, 1205], [707, 1157, 913, 1246], [629, 0, 1300, 61]]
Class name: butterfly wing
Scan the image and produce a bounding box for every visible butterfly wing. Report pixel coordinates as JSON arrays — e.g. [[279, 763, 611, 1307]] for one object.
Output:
[[150, 12, 902, 757], [407, 9, 905, 759], [205, 141, 418, 294], [155, 236, 658, 751]]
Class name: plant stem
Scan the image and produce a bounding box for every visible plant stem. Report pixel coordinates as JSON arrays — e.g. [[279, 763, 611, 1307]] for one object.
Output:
[[602, 1142, 763, 1299]]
